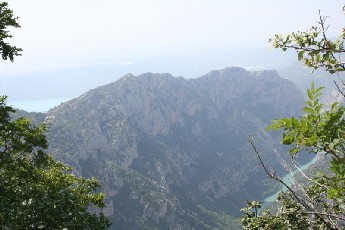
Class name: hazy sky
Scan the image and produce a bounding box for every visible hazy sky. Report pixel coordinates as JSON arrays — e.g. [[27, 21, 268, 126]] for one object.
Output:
[[0, 0, 344, 75]]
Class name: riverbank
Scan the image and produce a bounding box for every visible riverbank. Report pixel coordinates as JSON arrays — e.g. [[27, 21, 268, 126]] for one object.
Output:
[[264, 154, 320, 203]]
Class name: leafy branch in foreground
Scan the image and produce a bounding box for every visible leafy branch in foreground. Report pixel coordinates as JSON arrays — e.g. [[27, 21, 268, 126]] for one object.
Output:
[[242, 6, 345, 230], [242, 84, 345, 229], [270, 10, 345, 74]]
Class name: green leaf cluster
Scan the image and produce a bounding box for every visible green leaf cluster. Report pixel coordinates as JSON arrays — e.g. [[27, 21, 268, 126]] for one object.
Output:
[[0, 2, 22, 61], [0, 96, 111, 229], [269, 16, 345, 74], [242, 7, 345, 227], [241, 198, 316, 230], [267, 83, 345, 157], [0, 3, 110, 228], [243, 83, 345, 229]]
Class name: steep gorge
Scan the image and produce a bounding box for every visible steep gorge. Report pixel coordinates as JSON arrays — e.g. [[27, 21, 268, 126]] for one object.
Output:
[[30, 67, 305, 229]]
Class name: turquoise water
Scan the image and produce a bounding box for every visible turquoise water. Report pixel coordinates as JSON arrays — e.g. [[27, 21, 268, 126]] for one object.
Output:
[[264, 155, 319, 202], [8, 98, 71, 112]]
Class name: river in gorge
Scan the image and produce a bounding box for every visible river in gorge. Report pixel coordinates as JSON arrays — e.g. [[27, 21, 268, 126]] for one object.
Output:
[[264, 154, 320, 203]]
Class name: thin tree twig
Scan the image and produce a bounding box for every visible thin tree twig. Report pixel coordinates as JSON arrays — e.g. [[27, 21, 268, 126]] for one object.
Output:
[[248, 136, 340, 230], [305, 212, 345, 222]]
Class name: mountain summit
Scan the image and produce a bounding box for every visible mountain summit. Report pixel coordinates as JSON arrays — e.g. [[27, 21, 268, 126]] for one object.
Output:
[[43, 67, 304, 229]]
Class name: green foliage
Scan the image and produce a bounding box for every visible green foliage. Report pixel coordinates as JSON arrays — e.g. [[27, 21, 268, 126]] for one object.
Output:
[[243, 84, 345, 229], [0, 4, 110, 228], [0, 2, 22, 61], [267, 82, 345, 158], [197, 205, 241, 230], [241, 198, 315, 230], [270, 16, 345, 74], [0, 96, 111, 229], [242, 6, 345, 229]]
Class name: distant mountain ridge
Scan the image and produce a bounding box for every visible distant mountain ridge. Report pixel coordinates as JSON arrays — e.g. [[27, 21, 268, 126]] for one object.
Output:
[[278, 62, 343, 98], [26, 67, 305, 229]]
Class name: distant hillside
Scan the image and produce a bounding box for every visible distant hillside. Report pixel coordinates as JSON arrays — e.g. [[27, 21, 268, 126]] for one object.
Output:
[[24, 67, 305, 229], [278, 62, 343, 98]]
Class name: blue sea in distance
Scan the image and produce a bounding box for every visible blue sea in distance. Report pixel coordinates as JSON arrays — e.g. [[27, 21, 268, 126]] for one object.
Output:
[[8, 98, 71, 113]]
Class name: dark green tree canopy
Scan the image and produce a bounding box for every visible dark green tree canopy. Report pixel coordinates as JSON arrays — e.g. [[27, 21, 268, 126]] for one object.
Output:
[[0, 2, 111, 229], [0, 2, 110, 228], [0, 96, 111, 229], [0, 2, 22, 61]]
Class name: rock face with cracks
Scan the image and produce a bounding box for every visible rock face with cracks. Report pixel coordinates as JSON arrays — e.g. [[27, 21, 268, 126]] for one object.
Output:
[[39, 67, 304, 229]]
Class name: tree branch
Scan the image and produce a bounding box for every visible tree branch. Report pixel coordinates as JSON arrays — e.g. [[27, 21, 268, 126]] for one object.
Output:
[[305, 212, 345, 222], [248, 136, 340, 230]]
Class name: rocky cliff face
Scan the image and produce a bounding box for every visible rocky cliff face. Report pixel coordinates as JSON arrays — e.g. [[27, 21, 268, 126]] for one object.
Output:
[[43, 67, 304, 229]]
